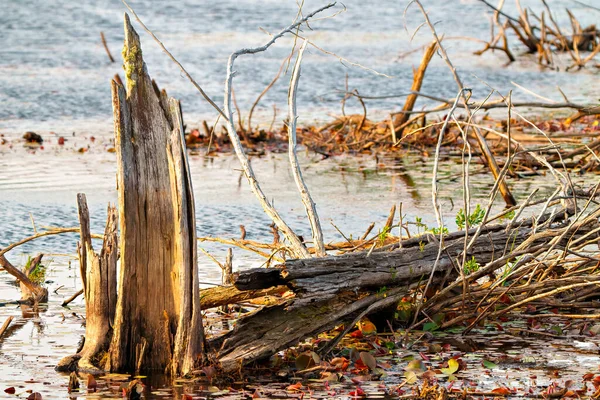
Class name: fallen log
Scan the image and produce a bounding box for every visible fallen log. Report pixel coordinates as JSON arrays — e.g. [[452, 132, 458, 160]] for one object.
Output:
[[213, 285, 419, 373], [235, 217, 577, 307], [199, 285, 288, 310], [213, 213, 597, 372]]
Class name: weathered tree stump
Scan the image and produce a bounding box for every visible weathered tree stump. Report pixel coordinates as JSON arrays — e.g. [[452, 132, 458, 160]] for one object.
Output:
[[106, 14, 204, 376], [56, 195, 118, 374], [57, 14, 204, 377]]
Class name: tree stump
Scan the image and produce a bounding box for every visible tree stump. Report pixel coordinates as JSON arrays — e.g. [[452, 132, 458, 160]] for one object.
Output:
[[107, 14, 204, 376], [57, 14, 204, 377], [56, 195, 118, 374]]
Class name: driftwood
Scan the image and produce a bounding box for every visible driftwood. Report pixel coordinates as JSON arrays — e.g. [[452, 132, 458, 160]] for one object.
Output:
[[0, 254, 48, 304], [0, 316, 13, 339], [210, 213, 596, 372], [393, 40, 438, 134]]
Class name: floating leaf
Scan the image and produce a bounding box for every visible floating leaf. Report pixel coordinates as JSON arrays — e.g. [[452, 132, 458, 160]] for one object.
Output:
[[427, 343, 442, 353], [4, 387, 15, 395], [491, 387, 511, 395], [441, 358, 459, 375], [286, 382, 302, 392], [27, 394, 42, 400], [550, 325, 563, 336], [358, 319, 377, 336], [349, 387, 366, 397], [331, 357, 349, 371], [359, 352, 377, 371], [482, 359, 498, 369], [87, 375, 97, 392], [404, 371, 418, 384], [405, 359, 425, 372], [295, 352, 317, 370]]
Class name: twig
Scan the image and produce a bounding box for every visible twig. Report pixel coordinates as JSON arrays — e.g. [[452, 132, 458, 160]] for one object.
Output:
[[412, 0, 516, 206], [222, 3, 336, 259], [61, 289, 84, 307], [100, 32, 115, 63], [0, 316, 13, 339], [247, 53, 292, 132], [287, 40, 326, 257]]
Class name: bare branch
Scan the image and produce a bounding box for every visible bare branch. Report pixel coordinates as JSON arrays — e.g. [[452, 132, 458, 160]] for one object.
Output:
[[288, 41, 326, 257]]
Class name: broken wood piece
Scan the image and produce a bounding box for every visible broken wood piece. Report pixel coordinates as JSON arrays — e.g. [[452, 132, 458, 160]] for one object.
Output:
[[393, 40, 438, 133], [0, 316, 14, 339], [61, 289, 84, 307], [0, 255, 48, 304], [199, 285, 288, 310], [56, 195, 118, 374]]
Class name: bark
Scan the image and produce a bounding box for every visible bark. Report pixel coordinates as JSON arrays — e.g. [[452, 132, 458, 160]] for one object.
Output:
[[235, 222, 543, 306], [56, 195, 118, 374], [106, 14, 204, 376], [214, 217, 597, 371], [199, 285, 288, 310]]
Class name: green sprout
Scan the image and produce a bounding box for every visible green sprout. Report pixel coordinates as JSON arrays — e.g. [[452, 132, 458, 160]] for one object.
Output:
[[456, 204, 485, 230], [463, 256, 480, 275]]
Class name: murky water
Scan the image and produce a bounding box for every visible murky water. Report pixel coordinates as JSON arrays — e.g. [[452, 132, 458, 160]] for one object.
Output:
[[1, 0, 598, 134], [0, 135, 570, 398], [1, 0, 599, 397]]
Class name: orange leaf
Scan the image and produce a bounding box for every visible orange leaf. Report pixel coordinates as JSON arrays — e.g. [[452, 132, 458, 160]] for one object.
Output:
[[358, 320, 377, 336], [491, 387, 511, 395]]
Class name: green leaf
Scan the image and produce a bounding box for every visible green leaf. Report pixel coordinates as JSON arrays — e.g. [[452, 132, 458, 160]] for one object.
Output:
[[550, 325, 563, 336], [482, 359, 498, 369], [423, 322, 439, 332]]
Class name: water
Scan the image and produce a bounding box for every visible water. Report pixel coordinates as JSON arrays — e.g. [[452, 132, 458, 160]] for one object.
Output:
[[1, 0, 598, 135], [1, 0, 599, 397], [0, 138, 569, 399]]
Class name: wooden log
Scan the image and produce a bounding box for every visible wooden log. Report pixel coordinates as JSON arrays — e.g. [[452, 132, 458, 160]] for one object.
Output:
[[107, 14, 204, 376], [216, 215, 597, 372], [199, 285, 288, 310], [213, 284, 423, 373], [235, 218, 588, 308], [393, 41, 438, 133], [56, 195, 118, 374]]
